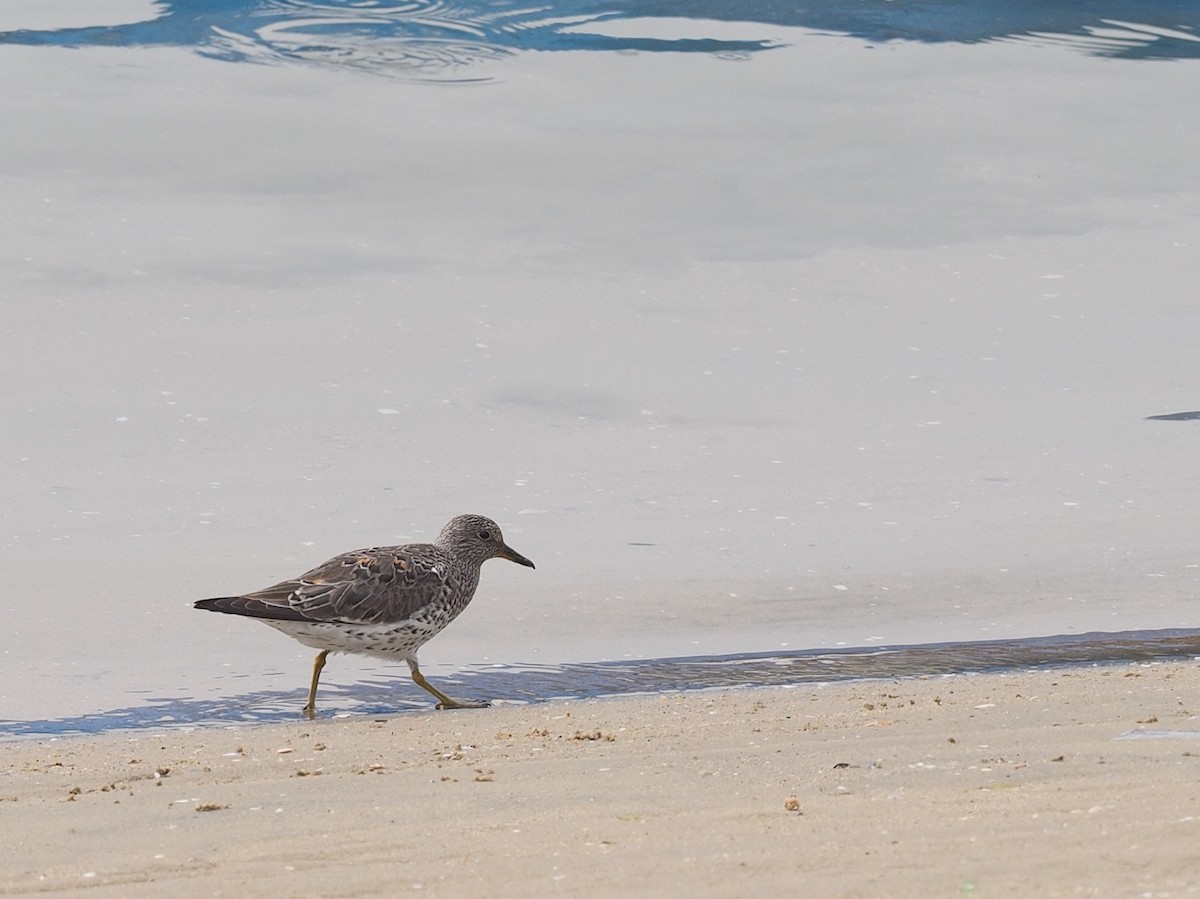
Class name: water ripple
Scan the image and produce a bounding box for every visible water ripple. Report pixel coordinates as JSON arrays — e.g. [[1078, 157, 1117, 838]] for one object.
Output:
[[0, 0, 778, 83], [3, 1, 1197, 84]]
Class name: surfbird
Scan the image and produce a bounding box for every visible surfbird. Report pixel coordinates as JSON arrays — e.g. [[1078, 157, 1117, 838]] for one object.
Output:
[[194, 514, 535, 717]]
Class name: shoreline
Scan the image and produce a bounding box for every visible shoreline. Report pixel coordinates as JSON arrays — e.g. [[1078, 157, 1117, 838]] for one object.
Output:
[[4, 660, 1200, 896], [8, 625, 1200, 741]]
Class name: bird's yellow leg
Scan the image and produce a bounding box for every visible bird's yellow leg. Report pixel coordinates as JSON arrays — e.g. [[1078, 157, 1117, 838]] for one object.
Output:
[[409, 663, 488, 710], [304, 650, 330, 718]]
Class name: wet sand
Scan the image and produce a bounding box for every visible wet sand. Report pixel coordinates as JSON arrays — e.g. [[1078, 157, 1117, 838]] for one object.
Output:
[[3, 660, 1199, 897]]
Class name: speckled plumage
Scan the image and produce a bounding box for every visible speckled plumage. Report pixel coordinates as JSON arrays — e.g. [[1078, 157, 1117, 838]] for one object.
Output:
[[194, 514, 535, 715]]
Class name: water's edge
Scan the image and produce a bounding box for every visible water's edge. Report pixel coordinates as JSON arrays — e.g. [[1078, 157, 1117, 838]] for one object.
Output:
[[4, 627, 1198, 740]]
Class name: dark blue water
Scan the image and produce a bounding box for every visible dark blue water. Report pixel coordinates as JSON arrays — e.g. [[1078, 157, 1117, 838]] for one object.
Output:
[[3, 627, 1198, 739], [2, 0, 1198, 82]]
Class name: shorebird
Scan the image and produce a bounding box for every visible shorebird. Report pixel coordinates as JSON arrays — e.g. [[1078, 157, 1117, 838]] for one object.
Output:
[[194, 514, 535, 717]]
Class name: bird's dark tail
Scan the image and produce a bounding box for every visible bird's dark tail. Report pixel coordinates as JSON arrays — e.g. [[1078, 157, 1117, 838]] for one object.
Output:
[[193, 595, 310, 622]]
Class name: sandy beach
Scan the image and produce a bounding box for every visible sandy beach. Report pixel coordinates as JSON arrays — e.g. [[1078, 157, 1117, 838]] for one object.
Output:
[[3, 661, 1199, 897]]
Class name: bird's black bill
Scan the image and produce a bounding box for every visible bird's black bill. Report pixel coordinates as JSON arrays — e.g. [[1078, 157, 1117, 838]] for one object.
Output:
[[500, 545, 536, 569]]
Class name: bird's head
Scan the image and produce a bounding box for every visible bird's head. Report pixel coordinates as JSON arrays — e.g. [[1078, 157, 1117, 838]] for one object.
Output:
[[438, 514, 536, 569]]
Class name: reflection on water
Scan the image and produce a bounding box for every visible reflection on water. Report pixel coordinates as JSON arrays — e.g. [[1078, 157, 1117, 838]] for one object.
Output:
[[0, 1, 1197, 81], [4, 627, 1198, 739]]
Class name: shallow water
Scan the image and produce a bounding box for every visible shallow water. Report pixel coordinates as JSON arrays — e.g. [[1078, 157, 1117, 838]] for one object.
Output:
[[3, 627, 1198, 739], [2, 2, 1200, 730]]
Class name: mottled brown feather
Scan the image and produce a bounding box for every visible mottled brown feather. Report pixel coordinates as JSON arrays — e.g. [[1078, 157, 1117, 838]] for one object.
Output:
[[196, 544, 460, 625]]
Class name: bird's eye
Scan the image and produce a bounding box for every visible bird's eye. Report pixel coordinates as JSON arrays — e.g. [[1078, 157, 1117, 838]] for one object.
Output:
[[478, 530, 492, 541]]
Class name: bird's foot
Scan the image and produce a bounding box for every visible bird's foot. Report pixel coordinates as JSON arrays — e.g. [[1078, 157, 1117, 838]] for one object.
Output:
[[435, 698, 491, 710]]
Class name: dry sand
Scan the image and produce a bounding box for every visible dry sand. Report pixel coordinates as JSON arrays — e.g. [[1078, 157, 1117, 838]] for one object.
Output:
[[3, 661, 1199, 898]]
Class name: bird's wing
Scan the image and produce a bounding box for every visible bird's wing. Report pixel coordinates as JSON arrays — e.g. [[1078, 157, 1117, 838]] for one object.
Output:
[[200, 545, 454, 625]]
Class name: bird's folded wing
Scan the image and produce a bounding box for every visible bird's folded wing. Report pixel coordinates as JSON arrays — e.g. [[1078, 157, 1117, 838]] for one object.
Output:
[[238, 546, 453, 625]]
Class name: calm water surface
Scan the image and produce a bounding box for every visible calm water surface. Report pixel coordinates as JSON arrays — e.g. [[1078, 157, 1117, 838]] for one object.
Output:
[[2, 1, 1199, 730]]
